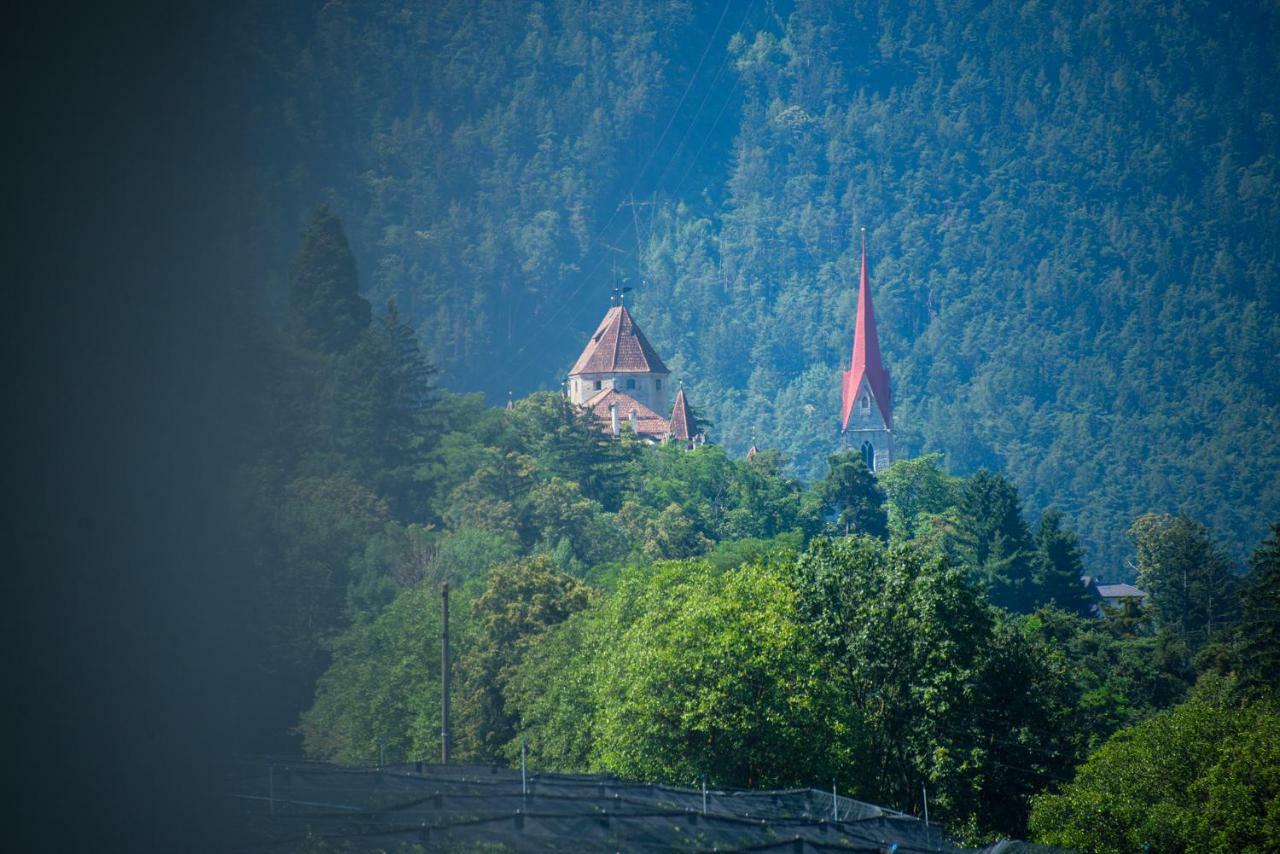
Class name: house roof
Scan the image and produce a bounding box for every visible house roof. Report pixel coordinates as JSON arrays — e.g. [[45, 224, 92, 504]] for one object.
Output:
[[669, 387, 691, 441], [583, 388, 669, 439], [569, 306, 670, 376], [1095, 583, 1147, 600], [841, 240, 892, 430]]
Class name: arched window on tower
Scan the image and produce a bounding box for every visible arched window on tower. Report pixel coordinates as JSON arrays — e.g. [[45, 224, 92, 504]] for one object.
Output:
[[861, 441, 875, 471], [861, 394, 870, 413]]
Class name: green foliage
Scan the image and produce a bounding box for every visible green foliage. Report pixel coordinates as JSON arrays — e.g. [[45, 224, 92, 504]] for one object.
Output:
[[816, 451, 888, 539], [500, 607, 603, 772], [954, 469, 1037, 612], [455, 556, 592, 761], [1031, 509, 1095, 617], [249, 0, 1280, 575], [789, 537, 1075, 838], [592, 559, 859, 788], [627, 443, 819, 544], [299, 582, 461, 764], [878, 453, 960, 543], [1239, 522, 1280, 695], [289, 204, 371, 353], [251, 472, 391, 676], [1030, 677, 1280, 854], [1023, 608, 1193, 750], [1129, 513, 1241, 651]]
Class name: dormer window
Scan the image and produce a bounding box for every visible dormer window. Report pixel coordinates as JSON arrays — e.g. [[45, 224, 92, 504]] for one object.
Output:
[[861, 395, 870, 413]]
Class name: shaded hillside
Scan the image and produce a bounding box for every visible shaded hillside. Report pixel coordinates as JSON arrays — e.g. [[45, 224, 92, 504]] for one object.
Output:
[[243, 0, 1280, 568]]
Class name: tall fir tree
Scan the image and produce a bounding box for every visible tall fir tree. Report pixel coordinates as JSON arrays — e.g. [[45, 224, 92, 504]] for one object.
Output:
[[1128, 514, 1240, 652], [1239, 522, 1280, 694], [1031, 509, 1094, 616], [955, 469, 1037, 612], [289, 204, 371, 353]]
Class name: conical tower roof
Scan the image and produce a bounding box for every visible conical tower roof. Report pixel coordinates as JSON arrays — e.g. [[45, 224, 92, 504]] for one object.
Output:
[[569, 305, 669, 376], [669, 386, 691, 441], [841, 238, 892, 430]]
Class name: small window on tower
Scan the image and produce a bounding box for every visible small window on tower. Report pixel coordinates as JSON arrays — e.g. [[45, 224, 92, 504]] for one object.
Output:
[[861, 441, 875, 471], [655, 379, 662, 390], [861, 395, 870, 412], [594, 380, 602, 390], [626, 379, 636, 390]]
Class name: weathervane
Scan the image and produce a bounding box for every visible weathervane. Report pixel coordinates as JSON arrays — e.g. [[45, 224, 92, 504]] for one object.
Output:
[[610, 283, 633, 307]]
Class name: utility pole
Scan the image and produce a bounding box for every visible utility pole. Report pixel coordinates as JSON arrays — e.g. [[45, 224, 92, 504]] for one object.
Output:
[[521, 737, 528, 796], [618, 194, 653, 281], [441, 582, 451, 765]]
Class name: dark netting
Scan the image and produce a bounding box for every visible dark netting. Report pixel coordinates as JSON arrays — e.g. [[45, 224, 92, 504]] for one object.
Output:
[[226, 760, 1064, 853]]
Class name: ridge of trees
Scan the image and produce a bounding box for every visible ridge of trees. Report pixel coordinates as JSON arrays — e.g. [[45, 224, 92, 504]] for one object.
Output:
[[240, 0, 1280, 572], [237, 206, 1280, 847]]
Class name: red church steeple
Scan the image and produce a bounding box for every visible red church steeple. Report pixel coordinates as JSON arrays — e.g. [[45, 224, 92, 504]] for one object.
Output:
[[841, 231, 892, 432]]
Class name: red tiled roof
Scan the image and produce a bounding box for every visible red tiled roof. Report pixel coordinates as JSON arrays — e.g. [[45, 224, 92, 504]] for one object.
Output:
[[584, 388, 669, 439], [569, 306, 670, 376], [841, 240, 893, 430], [668, 387, 691, 441]]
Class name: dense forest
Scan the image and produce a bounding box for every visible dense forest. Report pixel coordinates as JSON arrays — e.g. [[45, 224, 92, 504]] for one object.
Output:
[[218, 0, 1280, 849], [12, 2, 1279, 852], [234, 202, 1280, 849], [237, 0, 1280, 571]]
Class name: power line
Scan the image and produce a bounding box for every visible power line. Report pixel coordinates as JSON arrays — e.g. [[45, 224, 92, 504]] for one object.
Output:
[[499, 2, 746, 390]]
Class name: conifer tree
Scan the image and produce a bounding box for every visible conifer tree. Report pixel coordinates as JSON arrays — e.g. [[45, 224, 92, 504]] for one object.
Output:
[[1239, 522, 1280, 694], [955, 469, 1037, 612], [1127, 514, 1239, 652], [289, 204, 371, 353], [817, 451, 888, 540], [1031, 509, 1094, 616]]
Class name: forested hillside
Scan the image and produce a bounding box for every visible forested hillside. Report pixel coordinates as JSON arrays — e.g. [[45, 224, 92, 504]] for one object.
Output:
[[240, 0, 1280, 569], [234, 112, 1280, 848]]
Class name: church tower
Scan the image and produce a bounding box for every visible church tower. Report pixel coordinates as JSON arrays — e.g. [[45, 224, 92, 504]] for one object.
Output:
[[569, 300, 700, 442], [840, 233, 894, 472]]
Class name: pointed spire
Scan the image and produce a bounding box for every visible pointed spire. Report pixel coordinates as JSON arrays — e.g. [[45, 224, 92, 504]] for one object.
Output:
[[841, 229, 892, 431], [669, 386, 691, 441]]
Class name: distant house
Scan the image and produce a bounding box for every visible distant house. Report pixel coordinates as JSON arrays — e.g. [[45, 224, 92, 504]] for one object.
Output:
[[1081, 576, 1149, 617]]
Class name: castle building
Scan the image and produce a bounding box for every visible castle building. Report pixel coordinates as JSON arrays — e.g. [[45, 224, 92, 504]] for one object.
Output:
[[568, 303, 698, 444], [840, 238, 894, 472]]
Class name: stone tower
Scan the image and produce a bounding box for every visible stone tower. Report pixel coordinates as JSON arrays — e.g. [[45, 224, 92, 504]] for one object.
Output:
[[569, 302, 696, 442], [840, 235, 894, 472], [567, 304, 671, 411]]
